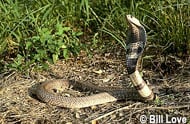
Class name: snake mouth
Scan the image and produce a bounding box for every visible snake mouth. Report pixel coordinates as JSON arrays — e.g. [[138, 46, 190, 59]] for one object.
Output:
[[126, 15, 142, 27]]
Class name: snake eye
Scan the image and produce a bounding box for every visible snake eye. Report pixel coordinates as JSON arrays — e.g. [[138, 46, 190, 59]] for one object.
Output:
[[52, 89, 58, 93]]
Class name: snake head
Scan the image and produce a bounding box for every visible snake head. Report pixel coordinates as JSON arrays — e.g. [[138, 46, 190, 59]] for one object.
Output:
[[126, 15, 142, 27], [126, 14, 146, 48]]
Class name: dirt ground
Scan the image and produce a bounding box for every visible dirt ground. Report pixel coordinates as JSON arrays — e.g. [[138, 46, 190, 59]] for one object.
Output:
[[0, 52, 189, 124]]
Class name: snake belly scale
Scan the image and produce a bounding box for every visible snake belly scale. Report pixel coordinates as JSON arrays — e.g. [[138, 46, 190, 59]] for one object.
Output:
[[34, 15, 155, 108]]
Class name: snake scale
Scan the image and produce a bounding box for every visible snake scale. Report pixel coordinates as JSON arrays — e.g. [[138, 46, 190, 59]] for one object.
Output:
[[35, 15, 156, 108]]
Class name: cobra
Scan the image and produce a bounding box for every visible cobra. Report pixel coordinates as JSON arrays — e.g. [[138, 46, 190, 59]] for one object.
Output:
[[34, 15, 156, 108]]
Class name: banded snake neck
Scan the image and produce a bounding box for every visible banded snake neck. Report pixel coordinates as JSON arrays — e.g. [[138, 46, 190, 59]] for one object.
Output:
[[34, 14, 156, 108]]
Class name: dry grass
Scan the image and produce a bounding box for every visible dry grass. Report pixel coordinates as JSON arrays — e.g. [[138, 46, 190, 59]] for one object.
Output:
[[0, 52, 189, 124]]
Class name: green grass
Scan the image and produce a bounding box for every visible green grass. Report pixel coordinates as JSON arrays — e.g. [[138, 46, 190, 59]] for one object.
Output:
[[0, 0, 189, 72]]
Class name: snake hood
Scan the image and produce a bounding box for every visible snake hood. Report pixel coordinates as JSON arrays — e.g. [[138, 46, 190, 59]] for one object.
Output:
[[126, 15, 147, 74]]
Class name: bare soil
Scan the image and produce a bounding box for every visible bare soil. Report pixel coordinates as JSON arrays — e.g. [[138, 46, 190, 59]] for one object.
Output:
[[0, 52, 189, 124]]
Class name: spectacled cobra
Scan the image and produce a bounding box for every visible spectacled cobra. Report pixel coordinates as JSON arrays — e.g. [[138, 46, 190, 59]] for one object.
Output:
[[34, 15, 156, 108]]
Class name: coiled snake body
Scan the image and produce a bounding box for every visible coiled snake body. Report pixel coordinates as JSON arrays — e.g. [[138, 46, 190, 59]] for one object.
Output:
[[35, 15, 155, 108]]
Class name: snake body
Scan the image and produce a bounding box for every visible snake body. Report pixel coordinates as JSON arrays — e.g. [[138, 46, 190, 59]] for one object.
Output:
[[35, 15, 155, 108]]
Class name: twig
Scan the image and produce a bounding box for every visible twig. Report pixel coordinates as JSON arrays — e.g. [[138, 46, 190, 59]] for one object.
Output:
[[90, 102, 141, 122], [143, 105, 190, 110]]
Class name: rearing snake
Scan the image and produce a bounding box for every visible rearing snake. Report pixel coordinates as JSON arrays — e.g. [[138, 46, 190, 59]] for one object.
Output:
[[34, 15, 156, 108]]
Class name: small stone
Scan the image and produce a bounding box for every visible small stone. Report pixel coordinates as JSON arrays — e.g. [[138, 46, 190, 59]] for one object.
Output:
[[75, 112, 80, 118], [66, 122, 72, 124]]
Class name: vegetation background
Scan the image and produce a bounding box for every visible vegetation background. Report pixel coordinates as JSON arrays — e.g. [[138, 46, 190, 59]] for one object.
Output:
[[0, 0, 189, 72]]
